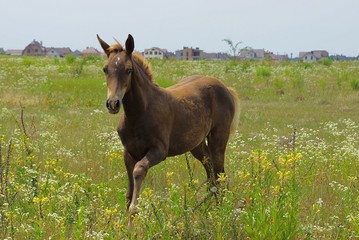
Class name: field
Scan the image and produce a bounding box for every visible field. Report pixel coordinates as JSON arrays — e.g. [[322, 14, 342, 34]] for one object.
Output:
[[0, 55, 358, 239]]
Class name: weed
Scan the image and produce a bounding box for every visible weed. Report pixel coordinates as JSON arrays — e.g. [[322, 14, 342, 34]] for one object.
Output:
[[349, 77, 359, 90], [256, 66, 271, 77], [321, 58, 333, 67]]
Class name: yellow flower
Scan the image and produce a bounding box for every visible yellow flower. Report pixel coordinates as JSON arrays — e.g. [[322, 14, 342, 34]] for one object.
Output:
[[295, 153, 303, 160], [41, 197, 49, 204], [278, 157, 286, 166], [217, 173, 229, 184], [142, 188, 154, 199], [105, 207, 118, 217], [33, 197, 40, 204], [73, 184, 81, 192], [33, 197, 49, 205], [237, 170, 250, 180], [271, 185, 281, 195], [277, 170, 291, 181], [348, 176, 357, 183], [166, 172, 174, 187]]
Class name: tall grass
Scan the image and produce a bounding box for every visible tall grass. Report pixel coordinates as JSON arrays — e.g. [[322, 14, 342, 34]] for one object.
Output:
[[0, 56, 358, 238]]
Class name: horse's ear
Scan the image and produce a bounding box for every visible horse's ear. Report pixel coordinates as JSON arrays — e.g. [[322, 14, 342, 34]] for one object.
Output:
[[125, 34, 134, 55], [97, 34, 110, 57]]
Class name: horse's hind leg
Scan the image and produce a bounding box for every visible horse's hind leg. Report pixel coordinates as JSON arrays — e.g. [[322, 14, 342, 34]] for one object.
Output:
[[207, 126, 231, 185], [190, 141, 212, 180]]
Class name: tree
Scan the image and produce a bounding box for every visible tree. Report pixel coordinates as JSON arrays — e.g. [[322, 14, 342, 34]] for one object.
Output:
[[222, 38, 243, 59]]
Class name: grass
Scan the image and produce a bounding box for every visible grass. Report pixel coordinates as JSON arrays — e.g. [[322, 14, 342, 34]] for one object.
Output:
[[0, 55, 358, 239]]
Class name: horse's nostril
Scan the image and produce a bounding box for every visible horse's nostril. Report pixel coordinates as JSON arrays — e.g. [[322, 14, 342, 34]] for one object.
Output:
[[115, 100, 120, 108], [106, 99, 120, 112]]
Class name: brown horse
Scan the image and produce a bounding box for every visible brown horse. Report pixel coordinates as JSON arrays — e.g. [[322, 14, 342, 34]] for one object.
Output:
[[97, 34, 240, 227]]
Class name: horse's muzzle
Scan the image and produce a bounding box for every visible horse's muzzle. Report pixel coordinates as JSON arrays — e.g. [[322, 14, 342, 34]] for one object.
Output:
[[106, 99, 121, 114]]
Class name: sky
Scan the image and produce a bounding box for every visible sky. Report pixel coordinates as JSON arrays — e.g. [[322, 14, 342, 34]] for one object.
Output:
[[1, 0, 358, 57]]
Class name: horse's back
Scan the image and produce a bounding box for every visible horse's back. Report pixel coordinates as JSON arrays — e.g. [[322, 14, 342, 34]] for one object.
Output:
[[168, 75, 224, 91], [167, 75, 234, 109]]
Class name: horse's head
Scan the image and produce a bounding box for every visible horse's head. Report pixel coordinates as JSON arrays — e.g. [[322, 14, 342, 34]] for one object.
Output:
[[97, 34, 135, 114]]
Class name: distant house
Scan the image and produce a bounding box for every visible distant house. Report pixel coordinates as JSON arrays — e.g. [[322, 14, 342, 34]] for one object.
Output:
[[82, 47, 100, 56], [239, 49, 265, 60], [144, 47, 169, 59], [266, 52, 289, 61], [6, 49, 23, 56], [299, 50, 329, 62], [202, 52, 230, 60], [0, 48, 5, 54], [46, 47, 72, 57], [272, 54, 289, 61], [238, 49, 288, 61], [72, 50, 82, 57], [176, 47, 203, 60], [23, 40, 46, 56]]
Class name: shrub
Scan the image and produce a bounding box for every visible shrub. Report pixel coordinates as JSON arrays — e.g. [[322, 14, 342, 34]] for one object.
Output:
[[349, 77, 359, 90], [65, 55, 77, 64], [274, 78, 284, 90], [319, 79, 327, 92], [291, 72, 305, 91], [256, 66, 271, 77], [321, 58, 333, 67], [82, 54, 101, 63]]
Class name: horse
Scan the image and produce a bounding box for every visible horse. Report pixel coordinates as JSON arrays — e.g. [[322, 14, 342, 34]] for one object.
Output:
[[97, 34, 240, 227]]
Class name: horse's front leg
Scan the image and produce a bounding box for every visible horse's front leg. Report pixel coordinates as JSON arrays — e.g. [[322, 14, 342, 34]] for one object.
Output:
[[124, 150, 135, 210], [128, 146, 166, 228]]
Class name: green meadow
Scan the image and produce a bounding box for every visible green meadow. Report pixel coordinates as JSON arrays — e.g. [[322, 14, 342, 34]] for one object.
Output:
[[0, 55, 358, 239]]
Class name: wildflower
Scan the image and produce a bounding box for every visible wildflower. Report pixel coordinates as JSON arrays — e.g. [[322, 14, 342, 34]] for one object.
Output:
[[295, 152, 303, 160], [41, 197, 49, 204], [271, 185, 281, 195], [142, 188, 154, 199], [250, 150, 271, 170], [166, 171, 174, 187], [105, 207, 118, 217], [316, 198, 323, 207], [33, 196, 49, 205], [236, 170, 250, 181], [33, 197, 40, 204], [348, 176, 357, 183], [277, 170, 291, 182], [217, 172, 229, 184]]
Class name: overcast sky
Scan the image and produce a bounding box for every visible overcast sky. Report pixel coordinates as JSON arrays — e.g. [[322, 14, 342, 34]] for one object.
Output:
[[1, 0, 358, 57]]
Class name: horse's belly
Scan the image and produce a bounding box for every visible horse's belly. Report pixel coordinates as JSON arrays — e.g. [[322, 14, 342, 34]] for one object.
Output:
[[167, 125, 210, 156]]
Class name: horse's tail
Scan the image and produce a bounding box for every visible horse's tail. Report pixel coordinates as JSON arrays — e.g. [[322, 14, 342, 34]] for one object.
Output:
[[228, 87, 240, 135]]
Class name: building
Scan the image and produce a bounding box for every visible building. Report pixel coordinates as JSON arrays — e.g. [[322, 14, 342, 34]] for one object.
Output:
[[46, 47, 72, 57], [176, 47, 203, 60], [239, 49, 265, 60], [271, 54, 289, 61], [0, 48, 5, 54], [72, 50, 82, 57], [299, 50, 329, 62], [144, 47, 169, 59], [22, 40, 46, 56], [6, 49, 23, 56], [202, 52, 230, 60], [82, 47, 100, 56]]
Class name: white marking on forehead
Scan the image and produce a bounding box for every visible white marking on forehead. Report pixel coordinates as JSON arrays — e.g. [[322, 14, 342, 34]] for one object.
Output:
[[115, 56, 121, 66]]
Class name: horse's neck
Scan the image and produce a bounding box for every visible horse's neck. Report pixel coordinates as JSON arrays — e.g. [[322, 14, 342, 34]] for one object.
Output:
[[122, 67, 156, 118]]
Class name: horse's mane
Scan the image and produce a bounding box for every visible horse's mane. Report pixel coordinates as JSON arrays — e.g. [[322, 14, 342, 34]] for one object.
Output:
[[107, 43, 154, 82]]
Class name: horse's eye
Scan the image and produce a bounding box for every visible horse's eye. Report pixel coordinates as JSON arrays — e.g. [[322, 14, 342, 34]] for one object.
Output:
[[127, 68, 133, 74], [103, 67, 108, 74]]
